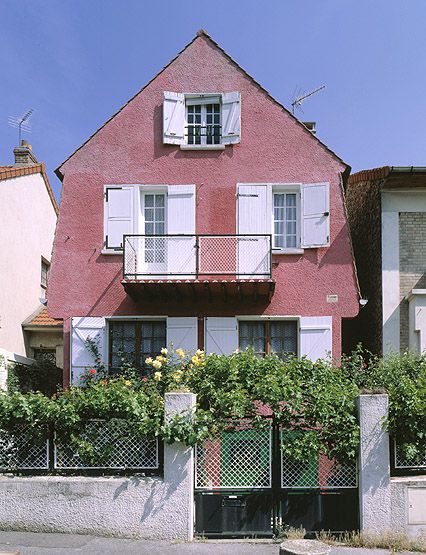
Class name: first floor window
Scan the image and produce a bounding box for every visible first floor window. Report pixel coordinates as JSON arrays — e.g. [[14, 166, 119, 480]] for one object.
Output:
[[239, 320, 297, 358], [109, 320, 166, 375], [33, 348, 56, 365], [273, 192, 298, 249], [144, 193, 166, 264], [41, 258, 50, 288]]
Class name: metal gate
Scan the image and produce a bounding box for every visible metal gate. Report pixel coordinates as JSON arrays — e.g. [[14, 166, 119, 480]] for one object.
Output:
[[194, 420, 358, 537]]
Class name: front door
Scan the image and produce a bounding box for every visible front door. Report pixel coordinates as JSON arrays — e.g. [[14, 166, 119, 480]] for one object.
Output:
[[139, 193, 166, 277]]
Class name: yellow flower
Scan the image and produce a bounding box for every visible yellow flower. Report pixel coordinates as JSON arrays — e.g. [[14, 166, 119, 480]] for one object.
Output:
[[191, 355, 204, 366], [195, 349, 205, 357], [173, 370, 183, 382], [145, 357, 153, 365], [152, 360, 162, 370], [176, 348, 185, 359], [156, 355, 165, 362], [124, 380, 132, 387], [161, 347, 168, 355], [154, 371, 162, 381]]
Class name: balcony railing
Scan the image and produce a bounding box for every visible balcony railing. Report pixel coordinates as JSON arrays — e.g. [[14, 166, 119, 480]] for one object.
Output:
[[123, 234, 272, 280]]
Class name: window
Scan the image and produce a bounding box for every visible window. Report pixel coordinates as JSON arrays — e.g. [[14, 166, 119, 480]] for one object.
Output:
[[143, 193, 166, 264], [186, 102, 221, 145], [163, 91, 240, 146], [41, 258, 50, 288], [273, 193, 298, 249], [109, 320, 166, 376], [33, 348, 56, 364], [239, 320, 297, 358]]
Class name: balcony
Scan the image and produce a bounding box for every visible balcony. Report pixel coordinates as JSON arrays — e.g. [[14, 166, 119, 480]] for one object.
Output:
[[122, 234, 275, 303]]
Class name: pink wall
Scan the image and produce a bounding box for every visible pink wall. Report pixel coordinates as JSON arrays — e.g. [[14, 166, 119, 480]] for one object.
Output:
[[48, 35, 359, 380]]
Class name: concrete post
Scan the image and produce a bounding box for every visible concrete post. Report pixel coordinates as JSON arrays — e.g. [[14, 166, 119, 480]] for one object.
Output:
[[164, 392, 196, 541], [358, 394, 392, 534]]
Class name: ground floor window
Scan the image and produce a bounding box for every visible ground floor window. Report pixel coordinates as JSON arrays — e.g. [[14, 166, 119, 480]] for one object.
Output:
[[33, 348, 56, 365], [238, 320, 297, 358], [108, 320, 166, 375]]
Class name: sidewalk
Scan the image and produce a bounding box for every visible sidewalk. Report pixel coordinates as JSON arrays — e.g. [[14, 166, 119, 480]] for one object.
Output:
[[0, 532, 423, 555]]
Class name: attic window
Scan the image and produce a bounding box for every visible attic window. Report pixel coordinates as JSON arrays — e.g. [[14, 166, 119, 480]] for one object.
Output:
[[163, 92, 241, 147]]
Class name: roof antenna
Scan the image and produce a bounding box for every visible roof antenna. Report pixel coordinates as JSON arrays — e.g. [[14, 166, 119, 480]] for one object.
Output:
[[291, 85, 326, 115], [8, 108, 34, 144]]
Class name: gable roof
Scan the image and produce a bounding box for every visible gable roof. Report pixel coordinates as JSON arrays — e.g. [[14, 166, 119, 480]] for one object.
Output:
[[22, 306, 63, 329], [0, 163, 59, 214], [56, 29, 348, 179]]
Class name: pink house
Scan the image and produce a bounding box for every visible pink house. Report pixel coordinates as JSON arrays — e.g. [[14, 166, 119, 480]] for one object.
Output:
[[48, 30, 360, 386]]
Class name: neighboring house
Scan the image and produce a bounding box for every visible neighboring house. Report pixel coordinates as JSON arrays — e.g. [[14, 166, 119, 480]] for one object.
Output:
[[345, 166, 426, 355], [48, 30, 360, 386], [22, 307, 64, 368], [0, 141, 61, 381]]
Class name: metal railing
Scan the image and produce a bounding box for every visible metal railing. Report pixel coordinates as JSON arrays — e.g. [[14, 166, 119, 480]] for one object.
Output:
[[123, 234, 272, 279], [394, 439, 426, 470]]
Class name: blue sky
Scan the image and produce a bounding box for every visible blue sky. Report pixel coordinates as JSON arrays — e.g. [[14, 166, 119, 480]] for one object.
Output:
[[1, 0, 426, 201]]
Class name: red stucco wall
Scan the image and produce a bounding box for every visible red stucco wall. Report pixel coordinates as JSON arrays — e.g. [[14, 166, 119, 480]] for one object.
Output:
[[48, 35, 359, 379]]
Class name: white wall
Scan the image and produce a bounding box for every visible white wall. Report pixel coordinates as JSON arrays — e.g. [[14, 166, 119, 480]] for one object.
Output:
[[0, 173, 57, 356]]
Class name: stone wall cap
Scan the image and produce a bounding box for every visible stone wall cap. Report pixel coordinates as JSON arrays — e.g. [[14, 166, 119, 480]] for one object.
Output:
[[279, 539, 331, 555]]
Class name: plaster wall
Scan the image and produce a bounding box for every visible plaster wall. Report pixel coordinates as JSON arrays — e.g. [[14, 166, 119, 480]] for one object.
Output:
[[48, 35, 359, 380], [0, 173, 57, 356], [391, 477, 426, 538], [25, 330, 64, 368]]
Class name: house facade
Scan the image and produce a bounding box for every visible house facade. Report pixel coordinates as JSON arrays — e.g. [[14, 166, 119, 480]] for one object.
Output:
[[345, 166, 426, 355], [0, 142, 60, 380], [48, 31, 360, 385]]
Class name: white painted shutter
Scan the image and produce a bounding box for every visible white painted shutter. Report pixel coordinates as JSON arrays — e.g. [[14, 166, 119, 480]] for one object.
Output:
[[299, 316, 332, 361], [205, 317, 238, 355], [104, 187, 134, 250], [70, 317, 106, 385], [301, 182, 330, 248], [221, 92, 241, 144], [167, 185, 196, 277], [237, 184, 271, 278], [163, 91, 185, 145], [166, 317, 198, 353]]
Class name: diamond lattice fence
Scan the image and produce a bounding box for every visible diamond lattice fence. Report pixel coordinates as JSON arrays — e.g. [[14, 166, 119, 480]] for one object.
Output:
[[54, 419, 159, 470], [196, 422, 272, 489], [394, 440, 426, 469], [0, 425, 49, 470]]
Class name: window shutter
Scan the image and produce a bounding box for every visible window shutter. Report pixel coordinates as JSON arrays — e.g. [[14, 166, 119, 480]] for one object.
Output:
[[104, 187, 134, 250], [166, 317, 198, 352], [163, 91, 185, 145], [167, 185, 196, 277], [299, 316, 332, 361], [237, 184, 271, 278], [221, 92, 241, 144], [301, 182, 330, 248], [205, 317, 238, 355], [70, 317, 106, 385]]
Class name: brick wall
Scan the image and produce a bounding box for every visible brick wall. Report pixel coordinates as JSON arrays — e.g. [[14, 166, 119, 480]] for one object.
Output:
[[344, 179, 383, 354], [399, 212, 426, 351]]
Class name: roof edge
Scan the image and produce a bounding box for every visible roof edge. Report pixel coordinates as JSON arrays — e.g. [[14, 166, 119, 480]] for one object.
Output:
[[56, 29, 348, 176]]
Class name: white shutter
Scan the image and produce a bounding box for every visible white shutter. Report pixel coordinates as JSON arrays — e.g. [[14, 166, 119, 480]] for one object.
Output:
[[163, 91, 185, 145], [167, 185, 196, 277], [205, 317, 238, 355], [237, 184, 271, 278], [299, 316, 332, 361], [166, 317, 198, 352], [70, 317, 106, 385], [221, 92, 241, 144], [104, 187, 134, 250], [301, 182, 330, 248]]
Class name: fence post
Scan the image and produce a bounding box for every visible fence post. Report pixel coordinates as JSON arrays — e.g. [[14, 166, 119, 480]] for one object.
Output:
[[164, 392, 196, 541], [357, 393, 392, 534]]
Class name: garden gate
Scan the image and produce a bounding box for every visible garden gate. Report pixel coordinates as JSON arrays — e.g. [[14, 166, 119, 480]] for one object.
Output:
[[194, 419, 358, 537]]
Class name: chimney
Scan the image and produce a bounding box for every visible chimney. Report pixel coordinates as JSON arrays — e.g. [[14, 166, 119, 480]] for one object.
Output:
[[13, 140, 38, 166]]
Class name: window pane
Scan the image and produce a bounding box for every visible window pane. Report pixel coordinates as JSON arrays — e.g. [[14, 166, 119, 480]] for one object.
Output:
[[239, 321, 266, 355], [270, 321, 297, 358]]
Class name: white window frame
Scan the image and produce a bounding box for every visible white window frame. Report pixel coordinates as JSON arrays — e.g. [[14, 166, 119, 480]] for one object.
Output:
[[272, 186, 302, 253], [236, 316, 300, 357], [184, 95, 222, 147], [137, 186, 168, 234]]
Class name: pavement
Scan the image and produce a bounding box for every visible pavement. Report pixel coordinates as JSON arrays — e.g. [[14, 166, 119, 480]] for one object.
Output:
[[0, 532, 422, 555]]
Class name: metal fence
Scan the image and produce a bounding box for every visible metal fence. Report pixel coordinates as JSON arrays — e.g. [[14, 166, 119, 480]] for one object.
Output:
[[394, 439, 426, 470], [0, 420, 159, 473], [281, 452, 357, 489], [195, 421, 272, 489], [123, 234, 272, 279]]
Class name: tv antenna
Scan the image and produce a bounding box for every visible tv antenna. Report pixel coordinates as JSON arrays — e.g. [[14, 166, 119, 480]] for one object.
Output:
[[291, 85, 326, 115], [8, 108, 34, 144]]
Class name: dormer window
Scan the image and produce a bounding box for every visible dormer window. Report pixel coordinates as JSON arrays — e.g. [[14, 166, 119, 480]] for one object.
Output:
[[163, 92, 240, 148]]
